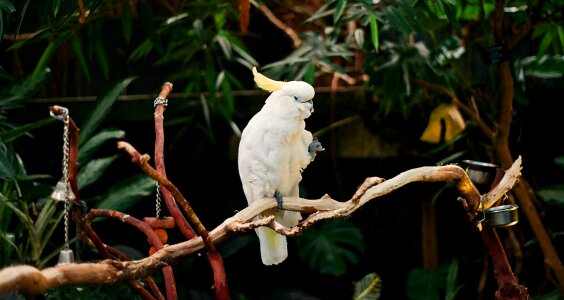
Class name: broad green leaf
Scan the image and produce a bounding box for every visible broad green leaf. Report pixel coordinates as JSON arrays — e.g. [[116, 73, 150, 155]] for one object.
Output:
[[78, 155, 119, 190], [368, 11, 379, 51], [79, 76, 136, 144], [95, 174, 154, 213], [78, 128, 125, 163], [406, 264, 448, 300], [295, 219, 364, 276], [0, 117, 55, 143], [353, 273, 382, 300], [70, 34, 91, 82], [445, 259, 462, 300]]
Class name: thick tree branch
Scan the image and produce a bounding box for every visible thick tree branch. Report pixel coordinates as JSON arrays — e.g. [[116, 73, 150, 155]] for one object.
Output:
[[0, 157, 522, 295]]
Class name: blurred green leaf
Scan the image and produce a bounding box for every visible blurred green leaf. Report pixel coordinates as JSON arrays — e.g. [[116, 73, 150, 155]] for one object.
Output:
[[32, 34, 69, 80], [0, 0, 15, 40], [0, 117, 55, 143], [70, 34, 91, 82], [407, 261, 460, 300], [334, 0, 347, 24], [353, 272, 382, 300], [122, 2, 132, 44], [0, 141, 23, 180], [78, 155, 119, 190], [139, 3, 163, 54], [79, 77, 136, 144], [537, 184, 564, 207], [78, 128, 125, 163], [295, 219, 364, 276], [555, 156, 564, 170], [368, 11, 379, 51], [95, 174, 154, 213]]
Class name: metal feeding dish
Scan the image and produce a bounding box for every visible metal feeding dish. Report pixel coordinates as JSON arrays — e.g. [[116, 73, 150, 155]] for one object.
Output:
[[484, 204, 519, 227]]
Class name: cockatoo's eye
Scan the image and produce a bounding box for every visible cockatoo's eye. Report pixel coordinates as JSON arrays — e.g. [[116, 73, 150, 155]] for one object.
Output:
[[293, 96, 299, 101]]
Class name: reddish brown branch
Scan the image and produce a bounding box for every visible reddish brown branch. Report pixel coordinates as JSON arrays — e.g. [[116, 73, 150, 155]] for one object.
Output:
[[153, 82, 228, 299], [257, 2, 302, 48], [85, 209, 176, 300], [481, 227, 529, 299]]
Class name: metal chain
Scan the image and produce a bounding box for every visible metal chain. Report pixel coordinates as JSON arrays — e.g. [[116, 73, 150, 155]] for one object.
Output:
[[62, 115, 71, 249], [155, 182, 162, 219]]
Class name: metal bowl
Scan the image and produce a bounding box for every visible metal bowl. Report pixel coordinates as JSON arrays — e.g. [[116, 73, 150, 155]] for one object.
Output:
[[484, 204, 519, 227]]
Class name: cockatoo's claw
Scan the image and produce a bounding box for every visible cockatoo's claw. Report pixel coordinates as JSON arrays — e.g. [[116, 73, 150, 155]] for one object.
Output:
[[308, 137, 325, 161], [275, 191, 283, 209]]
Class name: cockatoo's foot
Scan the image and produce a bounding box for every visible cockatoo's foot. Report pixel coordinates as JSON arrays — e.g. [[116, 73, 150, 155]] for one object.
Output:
[[275, 191, 283, 209], [308, 137, 324, 161]]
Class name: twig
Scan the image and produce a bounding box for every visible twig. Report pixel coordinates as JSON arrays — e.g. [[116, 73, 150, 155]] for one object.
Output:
[[256, 2, 302, 48]]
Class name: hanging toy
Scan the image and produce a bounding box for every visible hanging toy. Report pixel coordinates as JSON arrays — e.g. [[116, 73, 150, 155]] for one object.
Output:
[[50, 106, 76, 265]]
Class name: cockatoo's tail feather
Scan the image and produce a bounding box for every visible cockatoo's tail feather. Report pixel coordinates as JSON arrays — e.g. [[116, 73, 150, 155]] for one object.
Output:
[[256, 226, 288, 265], [252, 67, 285, 92]]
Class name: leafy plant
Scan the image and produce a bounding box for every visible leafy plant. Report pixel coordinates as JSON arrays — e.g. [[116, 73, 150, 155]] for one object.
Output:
[[353, 272, 382, 300], [406, 260, 462, 300], [295, 218, 365, 276]]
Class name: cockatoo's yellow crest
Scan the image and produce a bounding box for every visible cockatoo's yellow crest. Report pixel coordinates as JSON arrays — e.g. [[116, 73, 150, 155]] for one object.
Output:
[[252, 67, 285, 92]]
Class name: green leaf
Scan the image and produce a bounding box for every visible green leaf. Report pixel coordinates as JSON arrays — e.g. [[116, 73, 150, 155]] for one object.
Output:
[[406, 264, 452, 300], [122, 2, 132, 44], [32, 34, 68, 80], [295, 219, 364, 276], [536, 31, 553, 59], [537, 184, 564, 207], [95, 174, 155, 213], [368, 11, 379, 52], [70, 34, 91, 82], [333, 0, 347, 24], [353, 273, 382, 300], [78, 155, 119, 190], [139, 3, 163, 54], [555, 156, 564, 170], [304, 62, 315, 84], [0, 0, 15, 40], [0, 0, 15, 12], [52, 0, 63, 17], [0, 141, 23, 180], [93, 25, 109, 80], [79, 77, 136, 144], [78, 128, 125, 164], [0, 117, 55, 143]]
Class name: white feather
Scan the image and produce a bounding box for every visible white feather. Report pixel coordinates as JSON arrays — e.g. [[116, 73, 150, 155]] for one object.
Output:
[[238, 79, 315, 265]]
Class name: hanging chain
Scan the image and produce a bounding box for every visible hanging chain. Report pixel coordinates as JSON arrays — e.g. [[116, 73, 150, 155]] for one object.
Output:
[[155, 182, 162, 219], [62, 115, 71, 249]]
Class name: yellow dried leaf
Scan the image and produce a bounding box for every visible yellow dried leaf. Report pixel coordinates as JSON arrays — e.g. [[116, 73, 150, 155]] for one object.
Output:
[[420, 103, 466, 143]]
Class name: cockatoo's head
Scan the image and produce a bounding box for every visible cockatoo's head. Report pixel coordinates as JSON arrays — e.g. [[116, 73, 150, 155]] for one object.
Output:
[[252, 67, 315, 119]]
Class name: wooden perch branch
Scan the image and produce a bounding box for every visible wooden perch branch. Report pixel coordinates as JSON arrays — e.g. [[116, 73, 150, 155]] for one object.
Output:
[[0, 157, 522, 296]]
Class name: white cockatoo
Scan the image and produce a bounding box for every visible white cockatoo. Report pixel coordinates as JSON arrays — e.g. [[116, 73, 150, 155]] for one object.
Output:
[[238, 67, 323, 265]]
